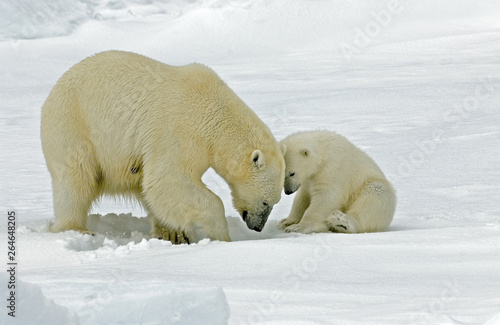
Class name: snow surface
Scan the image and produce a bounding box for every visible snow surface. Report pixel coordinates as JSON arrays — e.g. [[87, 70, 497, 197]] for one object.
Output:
[[1, 0, 500, 324]]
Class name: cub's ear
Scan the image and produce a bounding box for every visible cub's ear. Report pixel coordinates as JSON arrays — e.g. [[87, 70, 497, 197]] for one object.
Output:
[[301, 148, 310, 157], [251, 150, 265, 170], [280, 144, 287, 156]]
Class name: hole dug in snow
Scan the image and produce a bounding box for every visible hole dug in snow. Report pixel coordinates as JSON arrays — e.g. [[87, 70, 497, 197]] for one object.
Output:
[[61, 213, 171, 253], [60, 213, 294, 253]]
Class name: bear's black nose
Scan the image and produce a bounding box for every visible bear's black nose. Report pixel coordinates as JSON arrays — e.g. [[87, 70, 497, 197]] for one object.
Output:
[[252, 224, 264, 232], [242, 211, 248, 221]]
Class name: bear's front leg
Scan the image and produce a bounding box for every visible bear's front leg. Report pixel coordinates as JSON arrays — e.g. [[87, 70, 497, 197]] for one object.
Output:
[[142, 172, 231, 243], [279, 188, 310, 229], [150, 218, 190, 244]]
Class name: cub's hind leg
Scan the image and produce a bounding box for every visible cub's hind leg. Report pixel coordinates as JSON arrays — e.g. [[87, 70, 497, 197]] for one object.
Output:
[[326, 210, 358, 233], [327, 180, 396, 233]]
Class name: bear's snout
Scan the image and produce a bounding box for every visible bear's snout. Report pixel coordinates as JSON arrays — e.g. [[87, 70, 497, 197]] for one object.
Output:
[[284, 178, 300, 195], [241, 205, 272, 232]]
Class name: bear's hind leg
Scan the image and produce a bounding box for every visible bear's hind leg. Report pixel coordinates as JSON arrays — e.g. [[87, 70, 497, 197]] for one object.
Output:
[[326, 210, 358, 233], [49, 163, 100, 235]]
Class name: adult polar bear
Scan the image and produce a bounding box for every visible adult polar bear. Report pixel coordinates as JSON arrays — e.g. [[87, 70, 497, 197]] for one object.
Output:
[[41, 50, 285, 243], [279, 131, 396, 234]]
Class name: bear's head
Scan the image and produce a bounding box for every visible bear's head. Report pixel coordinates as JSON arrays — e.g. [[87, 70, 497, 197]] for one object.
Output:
[[280, 132, 323, 195], [230, 149, 285, 232]]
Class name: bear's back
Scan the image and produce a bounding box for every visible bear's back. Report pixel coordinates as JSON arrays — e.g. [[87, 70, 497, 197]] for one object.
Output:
[[303, 130, 386, 181], [61, 50, 220, 100], [42, 51, 276, 173], [53, 51, 229, 138], [327, 131, 387, 181]]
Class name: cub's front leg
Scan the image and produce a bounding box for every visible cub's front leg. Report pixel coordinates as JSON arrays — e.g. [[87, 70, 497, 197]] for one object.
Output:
[[284, 193, 336, 234], [279, 188, 310, 229]]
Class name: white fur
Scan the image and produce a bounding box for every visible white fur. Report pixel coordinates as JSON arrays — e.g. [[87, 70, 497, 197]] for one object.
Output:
[[41, 50, 285, 243], [279, 130, 396, 234]]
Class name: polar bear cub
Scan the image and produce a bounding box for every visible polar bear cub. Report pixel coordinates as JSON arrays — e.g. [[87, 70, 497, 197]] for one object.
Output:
[[279, 130, 396, 234]]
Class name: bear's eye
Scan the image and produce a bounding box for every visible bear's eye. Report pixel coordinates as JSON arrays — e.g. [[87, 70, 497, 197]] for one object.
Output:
[[262, 201, 268, 206], [289, 172, 295, 177]]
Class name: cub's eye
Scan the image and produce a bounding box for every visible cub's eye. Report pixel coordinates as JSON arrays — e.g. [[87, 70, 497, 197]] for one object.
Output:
[[262, 201, 268, 206], [289, 172, 295, 177]]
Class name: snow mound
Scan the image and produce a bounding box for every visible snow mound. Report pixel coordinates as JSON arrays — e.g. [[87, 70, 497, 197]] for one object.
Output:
[[0, 0, 198, 40], [0, 0, 89, 40], [60, 233, 174, 254], [59, 213, 292, 253], [59, 212, 165, 253], [0, 273, 79, 325], [0, 273, 229, 325], [55, 213, 293, 258], [484, 312, 500, 325], [79, 283, 229, 325], [3, 0, 500, 59]]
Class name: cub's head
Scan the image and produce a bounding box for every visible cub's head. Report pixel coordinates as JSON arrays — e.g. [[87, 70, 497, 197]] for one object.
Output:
[[230, 148, 285, 232], [280, 132, 323, 195]]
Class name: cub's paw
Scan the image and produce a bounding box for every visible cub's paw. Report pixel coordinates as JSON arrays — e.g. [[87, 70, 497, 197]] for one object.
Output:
[[285, 224, 306, 233], [285, 222, 327, 234], [326, 211, 357, 233], [278, 218, 299, 229]]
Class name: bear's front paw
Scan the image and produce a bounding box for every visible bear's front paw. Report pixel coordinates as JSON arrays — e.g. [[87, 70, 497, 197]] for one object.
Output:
[[79, 229, 96, 236], [326, 211, 357, 233], [152, 226, 190, 244]]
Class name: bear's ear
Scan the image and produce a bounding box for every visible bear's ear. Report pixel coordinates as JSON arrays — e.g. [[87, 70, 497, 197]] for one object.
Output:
[[301, 148, 310, 157], [251, 150, 265, 170], [280, 144, 287, 156]]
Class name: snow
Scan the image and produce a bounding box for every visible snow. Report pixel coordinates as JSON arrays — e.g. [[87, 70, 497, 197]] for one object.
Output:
[[1, 0, 500, 324], [0, 273, 79, 324]]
